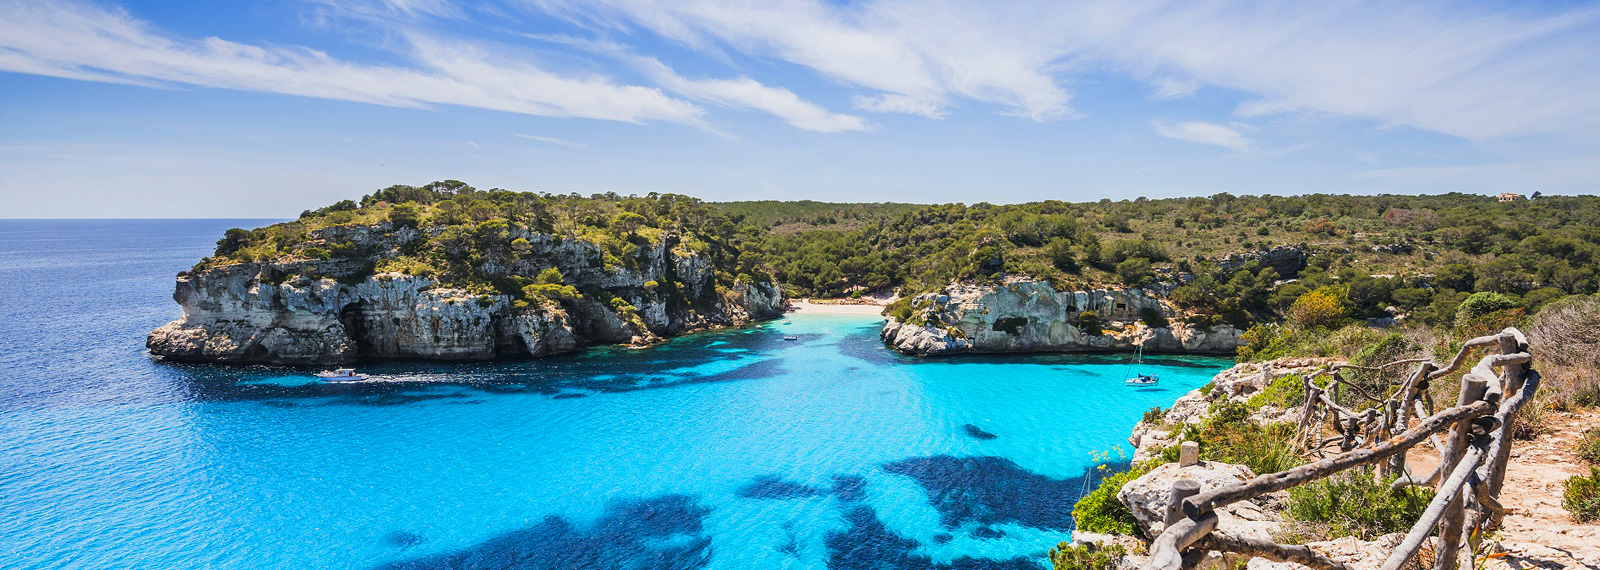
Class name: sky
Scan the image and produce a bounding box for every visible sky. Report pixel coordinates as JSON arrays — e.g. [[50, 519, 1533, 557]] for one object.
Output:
[[1, 0, 1598, 217]]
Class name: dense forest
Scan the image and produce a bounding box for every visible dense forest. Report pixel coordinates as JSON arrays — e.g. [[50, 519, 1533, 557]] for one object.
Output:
[[206, 182, 1599, 336]]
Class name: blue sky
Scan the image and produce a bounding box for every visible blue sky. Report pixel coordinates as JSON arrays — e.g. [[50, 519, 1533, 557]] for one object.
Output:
[[1, 0, 1598, 217]]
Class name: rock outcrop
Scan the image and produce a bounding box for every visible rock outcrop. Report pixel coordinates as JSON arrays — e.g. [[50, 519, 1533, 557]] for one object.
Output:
[[1117, 460, 1285, 541], [148, 225, 785, 364], [879, 281, 1244, 356], [1217, 244, 1309, 278]]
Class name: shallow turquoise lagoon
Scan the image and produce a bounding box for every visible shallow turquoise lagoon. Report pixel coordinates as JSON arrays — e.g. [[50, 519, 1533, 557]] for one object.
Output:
[[0, 220, 1230, 569]]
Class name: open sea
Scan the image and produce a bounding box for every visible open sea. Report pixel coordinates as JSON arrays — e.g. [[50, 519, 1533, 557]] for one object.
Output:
[[0, 219, 1230, 570]]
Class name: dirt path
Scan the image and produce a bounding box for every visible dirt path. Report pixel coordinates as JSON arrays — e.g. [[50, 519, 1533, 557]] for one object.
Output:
[[1486, 409, 1600, 569]]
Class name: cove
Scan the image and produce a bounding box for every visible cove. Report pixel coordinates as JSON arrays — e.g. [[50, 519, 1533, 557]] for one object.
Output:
[[0, 220, 1231, 569]]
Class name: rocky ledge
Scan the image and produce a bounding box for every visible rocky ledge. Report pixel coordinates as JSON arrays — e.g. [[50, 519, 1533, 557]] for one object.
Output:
[[879, 281, 1243, 356], [148, 225, 784, 365]]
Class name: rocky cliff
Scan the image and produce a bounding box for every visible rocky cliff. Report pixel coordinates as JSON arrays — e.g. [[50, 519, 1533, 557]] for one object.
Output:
[[879, 281, 1243, 355], [148, 224, 785, 365]]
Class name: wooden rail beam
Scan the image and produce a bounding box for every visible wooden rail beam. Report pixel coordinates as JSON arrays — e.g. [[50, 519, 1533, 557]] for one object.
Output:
[[1146, 512, 1218, 570], [1183, 399, 1493, 518], [1196, 533, 1355, 570]]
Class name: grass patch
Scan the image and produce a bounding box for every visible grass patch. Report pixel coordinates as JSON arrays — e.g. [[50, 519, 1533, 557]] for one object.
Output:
[[1562, 467, 1600, 523], [1167, 401, 1303, 475], [1578, 427, 1600, 466], [1247, 374, 1308, 410], [1048, 542, 1127, 570], [1283, 469, 1434, 541]]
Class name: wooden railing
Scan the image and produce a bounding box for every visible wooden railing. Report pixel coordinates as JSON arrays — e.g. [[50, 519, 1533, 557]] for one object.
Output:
[[1146, 328, 1538, 570]]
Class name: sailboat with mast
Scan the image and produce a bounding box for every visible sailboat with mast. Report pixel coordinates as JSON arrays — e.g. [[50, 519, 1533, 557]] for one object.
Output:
[[1124, 344, 1159, 386]]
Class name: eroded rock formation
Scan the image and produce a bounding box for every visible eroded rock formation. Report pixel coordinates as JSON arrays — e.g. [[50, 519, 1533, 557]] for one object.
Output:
[[879, 281, 1244, 356], [148, 225, 784, 364]]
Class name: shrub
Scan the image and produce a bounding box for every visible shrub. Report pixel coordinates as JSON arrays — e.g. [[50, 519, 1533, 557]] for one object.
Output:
[[1287, 289, 1347, 329], [535, 267, 565, 285], [1072, 463, 1151, 536], [522, 283, 580, 303], [1076, 310, 1103, 336], [1526, 295, 1600, 408], [1456, 291, 1517, 319], [1285, 470, 1434, 540], [1138, 306, 1169, 329], [389, 203, 422, 228], [1175, 403, 1303, 475], [1049, 542, 1127, 570], [1248, 374, 1306, 410], [214, 228, 253, 257], [1578, 427, 1600, 465], [1116, 257, 1154, 286], [1142, 406, 1166, 424], [1562, 467, 1600, 523]]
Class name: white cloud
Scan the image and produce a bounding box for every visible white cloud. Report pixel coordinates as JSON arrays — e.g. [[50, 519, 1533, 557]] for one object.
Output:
[[852, 94, 946, 119], [0, 0, 704, 125], [516, 134, 588, 148], [1148, 76, 1201, 100], [1155, 120, 1253, 154], [525, 0, 1600, 139], [523, 0, 1079, 121], [630, 56, 870, 132], [6, 0, 1599, 142]]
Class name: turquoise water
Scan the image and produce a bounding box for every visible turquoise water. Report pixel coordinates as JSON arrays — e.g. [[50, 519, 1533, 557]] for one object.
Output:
[[0, 220, 1231, 569]]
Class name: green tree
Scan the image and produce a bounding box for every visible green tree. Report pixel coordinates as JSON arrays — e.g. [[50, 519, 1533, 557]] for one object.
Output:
[[1116, 257, 1154, 286], [388, 203, 422, 228]]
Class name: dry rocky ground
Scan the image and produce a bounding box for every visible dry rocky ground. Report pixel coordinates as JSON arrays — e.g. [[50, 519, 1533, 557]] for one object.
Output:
[[1484, 409, 1600, 570]]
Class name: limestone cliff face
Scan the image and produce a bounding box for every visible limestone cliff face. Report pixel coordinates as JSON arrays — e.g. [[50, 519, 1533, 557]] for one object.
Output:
[[879, 281, 1243, 356], [148, 224, 785, 365]]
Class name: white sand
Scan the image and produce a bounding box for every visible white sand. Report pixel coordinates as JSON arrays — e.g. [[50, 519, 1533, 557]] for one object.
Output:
[[788, 300, 887, 315]]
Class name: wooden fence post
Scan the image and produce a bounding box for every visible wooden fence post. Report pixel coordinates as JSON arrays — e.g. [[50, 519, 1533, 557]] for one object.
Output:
[[1487, 329, 1528, 496], [1434, 375, 1488, 570], [1166, 479, 1201, 528]]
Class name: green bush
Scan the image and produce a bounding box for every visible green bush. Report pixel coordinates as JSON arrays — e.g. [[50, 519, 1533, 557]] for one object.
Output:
[[1076, 310, 1103, 336], [1142, 406, 1165, 424], [1072, 463, 1151, 536], [1285, 470, 1433, 540], [1138, 306, 1170, 329], [1578, 427, 1600, 466], [1457, 291, 1517, 319], [1248, 374, 1307, 410], [1173, 402, 1303, 475], [1564, 467, 1600, 522], [1049, 542, 1126, 570]]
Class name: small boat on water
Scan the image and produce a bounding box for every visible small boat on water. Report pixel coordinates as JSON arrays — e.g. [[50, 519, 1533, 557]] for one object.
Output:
[[1123, 345, 1159, 386], [315, 368, 367, 382], [783, 335, 799, 341], [1125, 374, 1158, 386]]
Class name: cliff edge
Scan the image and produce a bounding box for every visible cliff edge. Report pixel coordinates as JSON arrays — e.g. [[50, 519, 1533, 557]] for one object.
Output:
[[148, 224, 784, 365]]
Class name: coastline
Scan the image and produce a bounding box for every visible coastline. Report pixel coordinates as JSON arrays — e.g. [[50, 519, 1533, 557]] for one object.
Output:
[[788, 300, 888, 315]]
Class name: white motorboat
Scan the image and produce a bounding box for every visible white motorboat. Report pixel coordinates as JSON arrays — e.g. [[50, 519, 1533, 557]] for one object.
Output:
[[1123, 345, 1159, 386], [315, 368, 367, 382], [783, 335, 799, 341]]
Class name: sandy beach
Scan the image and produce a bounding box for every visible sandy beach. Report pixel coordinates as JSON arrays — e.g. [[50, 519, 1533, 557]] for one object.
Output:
[[788, 300, 888, 315]]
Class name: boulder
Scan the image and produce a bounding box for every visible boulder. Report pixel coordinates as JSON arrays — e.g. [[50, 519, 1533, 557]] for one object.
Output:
[[1117, 461, 1284, 542]]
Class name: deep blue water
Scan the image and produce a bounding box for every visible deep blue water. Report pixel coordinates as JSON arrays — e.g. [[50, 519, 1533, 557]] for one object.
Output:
[[0, 219, 1231, 570]]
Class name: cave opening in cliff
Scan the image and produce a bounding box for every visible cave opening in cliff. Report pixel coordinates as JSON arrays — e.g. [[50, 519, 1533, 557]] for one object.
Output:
[[338, 301, 371, 357]]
